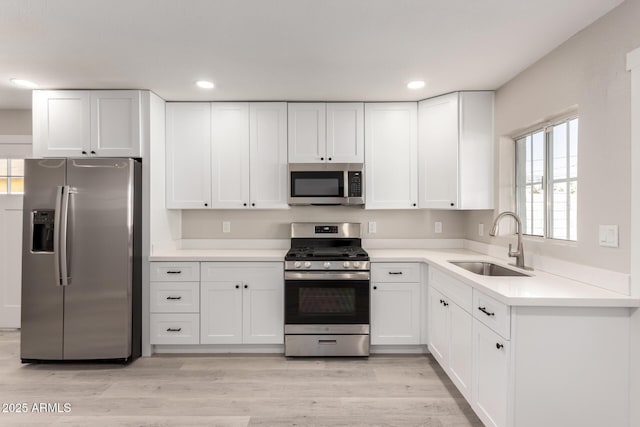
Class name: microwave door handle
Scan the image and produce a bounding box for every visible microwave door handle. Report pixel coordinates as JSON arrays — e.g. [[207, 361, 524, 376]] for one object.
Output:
[[344, 170, 348, 197]]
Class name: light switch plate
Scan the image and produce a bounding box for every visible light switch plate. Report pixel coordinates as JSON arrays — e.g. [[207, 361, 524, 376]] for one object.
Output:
[[222, 221, 231, 233], [368, 221, 377, 234], [478, 223, 484, 237], [598, 225, 618, 248], [434, 221, 443, 234]]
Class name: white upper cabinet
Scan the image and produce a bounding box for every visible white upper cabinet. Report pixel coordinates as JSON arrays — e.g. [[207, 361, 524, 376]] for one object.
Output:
[[418, 91, 494, 209], [249, 102, 288, 209], [288, 103, 364, 163], [210, 102, 250, 209], [364, 102, 418, 209], [33, 90, 143, 158], [166, 102, 212, 209], [166, 102, 288, 210]]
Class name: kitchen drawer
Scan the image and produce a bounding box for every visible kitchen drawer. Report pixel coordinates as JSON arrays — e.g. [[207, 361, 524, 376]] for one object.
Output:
[[430, 267, 473, 313], [371, 263, 421, 283], [473, 290, 510, 339], [150, 282, 200, 313], [150, 313, 200, 345], [150, 262, 200, 282]]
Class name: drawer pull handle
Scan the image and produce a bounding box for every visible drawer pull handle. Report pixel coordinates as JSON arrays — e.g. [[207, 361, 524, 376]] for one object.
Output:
[[318, 339, 337, 345], [166, 270, 182, 274], [496, 343, 504, 350], [166, 296, 182, 300], [388, 271, 403, 275], [166, 328, 182, 332], [478, 306, 495, 316]]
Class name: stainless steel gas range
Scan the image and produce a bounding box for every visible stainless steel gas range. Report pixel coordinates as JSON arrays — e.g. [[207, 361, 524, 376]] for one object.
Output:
[[284, 222, 370, 357]]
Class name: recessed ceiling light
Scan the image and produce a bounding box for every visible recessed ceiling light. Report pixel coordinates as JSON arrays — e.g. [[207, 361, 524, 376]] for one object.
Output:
[[407, 80, 426, 90], [10, 78, 38, 89], [195, 80, 214, 89]]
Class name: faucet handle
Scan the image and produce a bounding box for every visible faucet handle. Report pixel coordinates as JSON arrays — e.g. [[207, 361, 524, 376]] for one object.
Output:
[[508, 243, 521, 257]]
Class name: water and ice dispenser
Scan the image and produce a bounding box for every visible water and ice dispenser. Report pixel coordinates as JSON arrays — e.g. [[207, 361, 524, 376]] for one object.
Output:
[[31, 210, 55, 253]]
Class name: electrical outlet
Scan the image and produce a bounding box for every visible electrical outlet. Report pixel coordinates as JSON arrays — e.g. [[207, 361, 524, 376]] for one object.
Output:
[[222, 221, 231, 233], [434, 221, 443, 233], [368, 221, 377, 234], [478, 223, 484, 237]]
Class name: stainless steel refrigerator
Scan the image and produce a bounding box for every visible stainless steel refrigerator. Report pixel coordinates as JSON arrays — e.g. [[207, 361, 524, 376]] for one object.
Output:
[[21, 158, 141, 363]]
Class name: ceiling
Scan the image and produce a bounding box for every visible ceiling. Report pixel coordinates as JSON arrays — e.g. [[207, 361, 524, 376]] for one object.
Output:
[[0, 0, 624, 109]]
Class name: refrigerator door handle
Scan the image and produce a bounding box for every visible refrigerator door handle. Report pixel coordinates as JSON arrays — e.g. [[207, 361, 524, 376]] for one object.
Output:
[[59, 185, 71, 286], [53, 185, 64, 286]]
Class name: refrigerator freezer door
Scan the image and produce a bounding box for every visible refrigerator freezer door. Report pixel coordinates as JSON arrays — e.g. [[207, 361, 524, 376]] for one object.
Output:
[[63, 158, 135, 360], [21, 159, 66, 361]]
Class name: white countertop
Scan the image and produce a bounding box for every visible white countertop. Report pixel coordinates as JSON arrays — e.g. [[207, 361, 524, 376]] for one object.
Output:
[[149, 247, 640, 308]]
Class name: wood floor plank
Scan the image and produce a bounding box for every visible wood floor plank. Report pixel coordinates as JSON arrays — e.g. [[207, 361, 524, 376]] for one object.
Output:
[[0, 331, 482, 426]]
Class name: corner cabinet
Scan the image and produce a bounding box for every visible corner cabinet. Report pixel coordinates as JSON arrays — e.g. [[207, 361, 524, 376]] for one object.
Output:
[[418, 91, 494, 209], [364, 103, 418, 209], [33, 90, 143, 158], [288, 102, 364, 163], [429, 267, 631, 427], [165, 102, 288, 209]]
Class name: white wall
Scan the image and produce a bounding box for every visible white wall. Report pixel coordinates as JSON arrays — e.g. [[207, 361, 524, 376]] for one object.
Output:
[[0, 110, 31, 135], [466, 0, 640, 274], [181, 207, 467, 240]]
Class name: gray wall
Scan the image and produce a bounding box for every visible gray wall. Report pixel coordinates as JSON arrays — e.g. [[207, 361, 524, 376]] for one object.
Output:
[[0, 110, 31, 135], [466, 0, 640, 274]]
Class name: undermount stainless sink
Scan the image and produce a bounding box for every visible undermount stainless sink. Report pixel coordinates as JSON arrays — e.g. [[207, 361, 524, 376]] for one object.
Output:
[[449, 261, 531, 277]]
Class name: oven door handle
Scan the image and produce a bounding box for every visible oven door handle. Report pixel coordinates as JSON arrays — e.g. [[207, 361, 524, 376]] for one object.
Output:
[[285, 271, 370, 281]]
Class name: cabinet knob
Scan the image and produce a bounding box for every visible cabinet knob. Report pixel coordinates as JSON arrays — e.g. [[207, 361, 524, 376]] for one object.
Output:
[[204, 203, 208, 207], [328, 157, 332, 161], [320, 157, 324, 161], [235, 284, 240, 289], [496, 343, 504, 350], [373, 286, 377, 290], [91, 151, 96, 155], [243, 203, 247, 207], [450, 202, 455, 207], [412, 203, 417, 207], [81, 151, 87, 155], [244, 284, 248, 289], [251, 203, 255, 207]]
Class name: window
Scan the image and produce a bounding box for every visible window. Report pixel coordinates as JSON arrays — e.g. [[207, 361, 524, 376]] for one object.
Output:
[[0, 159, 25, 194], [515, 117, 578, 241]]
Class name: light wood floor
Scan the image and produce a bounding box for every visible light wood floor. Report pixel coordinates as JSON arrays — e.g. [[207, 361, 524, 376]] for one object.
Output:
[[0, 331, 482, 426]]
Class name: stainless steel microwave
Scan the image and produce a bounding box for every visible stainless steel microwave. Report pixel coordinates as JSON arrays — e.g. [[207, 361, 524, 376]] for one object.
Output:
[[288, 163, 364, 206]]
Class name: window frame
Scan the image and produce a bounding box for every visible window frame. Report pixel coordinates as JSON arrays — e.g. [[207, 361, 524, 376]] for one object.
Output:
[[514, 114, 578, 241], [0, 158, 25, 195]]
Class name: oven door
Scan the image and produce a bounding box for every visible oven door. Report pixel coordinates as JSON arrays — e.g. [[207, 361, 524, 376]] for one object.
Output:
[[284, 272, 370, 325]]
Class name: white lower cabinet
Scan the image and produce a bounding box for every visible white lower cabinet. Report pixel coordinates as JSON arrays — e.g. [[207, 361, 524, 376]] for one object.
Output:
[[200, 262, 284, 345], [370, 263, 422, 345], [472, 319, 510, 427], [428, 274, 473, 400]]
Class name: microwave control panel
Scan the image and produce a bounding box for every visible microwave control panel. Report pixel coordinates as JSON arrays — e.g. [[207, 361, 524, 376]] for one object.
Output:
[[348, 171, 362, 197]]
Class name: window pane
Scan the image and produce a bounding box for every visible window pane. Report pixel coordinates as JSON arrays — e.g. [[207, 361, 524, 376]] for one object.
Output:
[[532, 131, 544, 183], [551, 182, 568, 239], [531, 183, 544, 236], [10, 159, 24, 177], [570, 181, 577, 240], [551, 122, 567, 180], [0, 177, 7, 194], [569, 119, 578, 178], [10, 177, 24, 194], [0, 159, 7, 176]]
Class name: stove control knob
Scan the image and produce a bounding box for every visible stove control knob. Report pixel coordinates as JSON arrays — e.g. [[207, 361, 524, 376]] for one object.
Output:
[[353, 261, 361, 268], [343, 261, 351, 268], [304, 261, 312, 269], [294, 261, 301, 269], [323, 262, 331, 269]]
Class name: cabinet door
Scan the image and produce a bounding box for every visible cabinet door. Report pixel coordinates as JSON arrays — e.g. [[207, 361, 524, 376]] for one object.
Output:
[[288, 103, 326, 163], [370, 282, 421, 345], [418, 93, 459, 209], [90, 90, 141, 157], [33, 90, 91, 157], [165, 103, 211, 209], [428, 287, 449, 366], [241, 263, 284, 344], [249, 103, 288, 209], [326, 103, 364, 163], [200, 281, 243, 344], [364, 103, 418, 209], [473, 320, 510, 427], [210, 102, 250, 208], [449, 301, 473, 400]]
